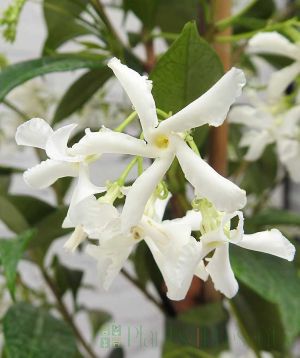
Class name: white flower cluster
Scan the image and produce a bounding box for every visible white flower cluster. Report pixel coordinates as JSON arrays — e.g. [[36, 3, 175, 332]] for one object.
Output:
[[15, 58, 295, 300], [229, 32, 300, 182]]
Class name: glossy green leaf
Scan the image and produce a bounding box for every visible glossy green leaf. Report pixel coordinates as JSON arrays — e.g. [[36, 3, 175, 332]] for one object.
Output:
[[231, 285, 285, 354], [0, 54, 106, 101], [3, 302, 78, 357], [164, 302, 228, 354], [151, 22, 223, 114], [43, 0, 90, 54], [0, 230, 35, 298], [53, 67, 111, 124], [0, 196, 29, 233], [231, 246, 300, 349]]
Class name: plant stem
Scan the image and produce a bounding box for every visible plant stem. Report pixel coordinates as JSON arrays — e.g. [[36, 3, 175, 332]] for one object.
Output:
[[143, 27, 156, 72], [3, 99, 28, 121], [118, 156, 138, 185], [42, 269, 98, 358], [121, 268, 165, 313], [114, 111, 137, 132], [89, 0, 123, 55]]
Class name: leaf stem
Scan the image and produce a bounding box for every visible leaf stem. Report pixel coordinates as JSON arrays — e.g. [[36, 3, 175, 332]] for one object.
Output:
[[121, 268, 165, 313], [118, 156, 138, 185], [156, 108, 171, 119], [114, 111, 137, 132], [41, 269, 98, 358]]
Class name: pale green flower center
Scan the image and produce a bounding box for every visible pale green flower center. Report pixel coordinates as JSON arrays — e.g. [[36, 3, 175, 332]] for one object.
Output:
[[154, 134, 169, 149]]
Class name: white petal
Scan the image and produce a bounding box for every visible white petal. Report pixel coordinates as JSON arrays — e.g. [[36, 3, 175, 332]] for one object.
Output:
[[24, 159, 78, 189], [277, 137, 299, 162], [244, 130, 272, 161], [248, 32, 300, 60], [237, 229, 295, 261], [228, 105, 272, 130], [226, 211, 244, 243], [176, 140, 246, 212], [277, 139, 300, 182], [179, 210, 202, 231], [121, 154, 174, 232], [67, 196, 119, 238], [71, 128, 159, 158], [70, 165, 104, 206], [194, 260, 209, 281], [64, 226, 87, 252], [282, 105, 300, 132], [285, 157, 300, 182], [15, 118, 53, 149], [267, 62, 300, 101], [86, 236, 134, 290], [145, 193, 172, 222], [108, 58, 158, 142], [158, 68, 246, 133], [143, 217, 201, 300], [45, 123, 78, 161], [206, 244, 239, 298]]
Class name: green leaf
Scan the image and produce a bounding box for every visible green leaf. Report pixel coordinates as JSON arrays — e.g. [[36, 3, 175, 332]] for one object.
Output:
[[151, 22, 223, 114], [43, 0, 90, 54], [8, 195, 55, 225], [0, 230, 35, 298], [230, 285, 285, 354], [123, 0, 159, 29], [132, 241, 151, 289], [164, 302, 228, 354], [33, 206, 71, 250], [53, 67, 112, 124], [0, 196, 29, 233], [0, 54, 106, 101], [0, 175, 10, 194], [88, 309, 111, 339], [163, 344, 214, 358], [231, 246, 300, 350], [234, 0, 275, 33], [3, 302, 78, 357], [51, 255, 83, 301], [155, 0, 200, 34], [248, 208, 300, 229]]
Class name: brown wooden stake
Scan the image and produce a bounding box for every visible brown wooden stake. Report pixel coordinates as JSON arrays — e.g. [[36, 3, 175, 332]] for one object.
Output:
[[209, 0, 232, 176], [203, 0, 232, 303]]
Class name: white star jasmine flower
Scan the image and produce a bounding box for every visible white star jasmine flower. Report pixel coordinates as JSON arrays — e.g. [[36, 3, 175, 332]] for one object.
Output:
[[72, 58, 247, 234], [15, 117, 159, 189], [229, 91, 300, 182], [84, 194, 203, 300], [63, 182, 122, 252], [248, 31, 300, 101], [195, 200, 295, 298]]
